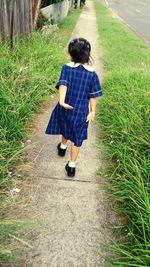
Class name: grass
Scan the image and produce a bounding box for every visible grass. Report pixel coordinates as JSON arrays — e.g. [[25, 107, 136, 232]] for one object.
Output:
[[95, 1, 150, 266], [0, 9, 81, 266], [0, 9, 80, 183]]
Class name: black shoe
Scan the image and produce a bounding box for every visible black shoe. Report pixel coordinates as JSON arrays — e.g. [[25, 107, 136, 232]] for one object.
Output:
[[57, 143, 67, 157], [65, 162, 76, 177]]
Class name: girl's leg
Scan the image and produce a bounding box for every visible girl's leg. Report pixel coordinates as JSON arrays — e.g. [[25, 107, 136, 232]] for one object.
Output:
[[70, 142, 80, 162], [58, 135, 67, 156], [66, 142, 80, 177], [61, 135, 68, 146]]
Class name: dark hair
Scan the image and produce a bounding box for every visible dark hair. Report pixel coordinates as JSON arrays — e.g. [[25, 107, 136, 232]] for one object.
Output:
[[68, 38, 92, 64]]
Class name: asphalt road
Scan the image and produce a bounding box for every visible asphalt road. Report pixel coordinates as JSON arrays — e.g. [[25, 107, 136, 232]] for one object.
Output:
[[101, 0, 150, 43]]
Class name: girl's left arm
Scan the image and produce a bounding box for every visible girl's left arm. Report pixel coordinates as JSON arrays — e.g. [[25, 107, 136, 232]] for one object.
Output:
[[87, 72, 102, 123], [86, 98, 96, 123], [89, 97, 96, 113]]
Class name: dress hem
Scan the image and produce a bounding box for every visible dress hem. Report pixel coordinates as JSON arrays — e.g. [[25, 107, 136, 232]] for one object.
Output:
[[45, 131, 87, 147]]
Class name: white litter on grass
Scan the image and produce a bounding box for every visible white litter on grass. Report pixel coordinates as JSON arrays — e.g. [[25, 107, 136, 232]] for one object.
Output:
[[21, 142, 25, 147], [19, 66, 28, 72], [10, 188, 21, 193], [7, 172, 12, 179]]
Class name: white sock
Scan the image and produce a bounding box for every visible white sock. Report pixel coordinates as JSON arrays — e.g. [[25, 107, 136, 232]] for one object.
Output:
[[60, 143, 67, 149], [68, 160, 76, 168]]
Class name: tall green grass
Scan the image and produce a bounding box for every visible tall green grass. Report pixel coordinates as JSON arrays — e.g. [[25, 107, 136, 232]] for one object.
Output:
[[95, 1, 150, 266], [0, 9, 81, 266], [0, 10, 80, 182]]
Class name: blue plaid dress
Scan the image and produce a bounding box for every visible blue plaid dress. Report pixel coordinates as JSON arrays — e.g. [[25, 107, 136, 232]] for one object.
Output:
[[45, 62, 102, 147]]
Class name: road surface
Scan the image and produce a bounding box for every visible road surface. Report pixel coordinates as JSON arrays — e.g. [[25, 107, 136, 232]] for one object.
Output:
[[102, 0, 150, 43]]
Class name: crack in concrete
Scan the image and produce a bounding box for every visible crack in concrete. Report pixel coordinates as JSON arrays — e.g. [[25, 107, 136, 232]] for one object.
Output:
[[27, 175, 101, 184]]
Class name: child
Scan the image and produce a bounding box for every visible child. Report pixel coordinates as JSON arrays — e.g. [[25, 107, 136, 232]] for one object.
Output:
[[45, 38, 102, 177]]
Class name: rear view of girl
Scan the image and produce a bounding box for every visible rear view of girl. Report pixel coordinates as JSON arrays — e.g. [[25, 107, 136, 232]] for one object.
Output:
[[45, 38, 102, 177]]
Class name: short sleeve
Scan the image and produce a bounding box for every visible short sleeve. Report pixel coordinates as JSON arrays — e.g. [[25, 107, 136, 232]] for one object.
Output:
[[55, 65, 68, 89], [89, 72, 102, 98]]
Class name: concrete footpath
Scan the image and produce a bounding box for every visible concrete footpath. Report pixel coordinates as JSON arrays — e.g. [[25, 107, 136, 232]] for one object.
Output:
[[21, 1, 115, 266]]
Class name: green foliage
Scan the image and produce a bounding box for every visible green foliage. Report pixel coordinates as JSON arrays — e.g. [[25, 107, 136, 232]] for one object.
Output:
[[80, 0, 86, 7], [36, 10, 50, 29], [74, 0, 86, 8], [41, 0, 64, 8], [95, 1, 150, 266]]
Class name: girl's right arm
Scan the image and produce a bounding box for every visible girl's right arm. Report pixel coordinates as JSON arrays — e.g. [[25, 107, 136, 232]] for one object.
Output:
[[59, 85, 73, 110]]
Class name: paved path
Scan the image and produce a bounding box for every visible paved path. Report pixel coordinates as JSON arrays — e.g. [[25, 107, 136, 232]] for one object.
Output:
[[101, 0, 150, 44], [22, 1, 115, 266]]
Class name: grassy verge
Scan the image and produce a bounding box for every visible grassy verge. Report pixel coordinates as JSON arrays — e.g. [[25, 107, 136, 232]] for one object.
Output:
[[0, 9, 80, 266], [95, 1, 150, 266]]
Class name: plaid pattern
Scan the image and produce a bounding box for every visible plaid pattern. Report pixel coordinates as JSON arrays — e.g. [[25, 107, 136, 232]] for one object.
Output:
[[45, 64, 102, 146]]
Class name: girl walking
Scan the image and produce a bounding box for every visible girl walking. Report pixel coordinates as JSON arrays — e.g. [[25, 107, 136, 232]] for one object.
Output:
[[45, 38, 102, 177]]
